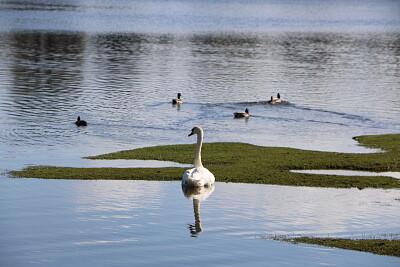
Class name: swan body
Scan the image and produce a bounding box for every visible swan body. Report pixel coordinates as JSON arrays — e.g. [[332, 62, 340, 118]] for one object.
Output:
[[75, 116, 88, 126], [182, 126, 215, 187], [183, 166, 215, 187], [268, 93, 281, 104], [234, 108, 249, 118], [172, 93, 182, 104]]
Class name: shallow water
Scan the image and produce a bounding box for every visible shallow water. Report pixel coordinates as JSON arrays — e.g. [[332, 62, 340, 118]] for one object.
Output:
[[1, 179, 399, 266], [1, 0, 400, 266]]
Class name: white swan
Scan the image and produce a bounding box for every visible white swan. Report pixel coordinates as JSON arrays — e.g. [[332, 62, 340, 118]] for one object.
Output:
[[172, 93, 182, 104], [182, 126, 215, 187], [234, 108, 249, 118], [268, 93, 281, 104]]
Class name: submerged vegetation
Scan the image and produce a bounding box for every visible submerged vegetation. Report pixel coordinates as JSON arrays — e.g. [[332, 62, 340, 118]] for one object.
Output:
[[277, 237, 400, 257], [11, 134, 400, 189]]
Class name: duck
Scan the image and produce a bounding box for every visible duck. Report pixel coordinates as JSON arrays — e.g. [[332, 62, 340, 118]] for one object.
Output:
[[233, 108, 249, 118], [268, 93, 282, 104], [172, 93, 182, 104], [182, 126, 215, 187], [75, 116, 88, 126]]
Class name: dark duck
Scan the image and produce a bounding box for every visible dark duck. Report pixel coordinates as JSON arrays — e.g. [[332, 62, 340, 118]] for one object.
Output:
[[75, 116, 88, 126]]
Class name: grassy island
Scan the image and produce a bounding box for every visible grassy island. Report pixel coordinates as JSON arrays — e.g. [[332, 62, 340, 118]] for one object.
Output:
[[279, 237, 400, 258], [10, 134, 400, 189]]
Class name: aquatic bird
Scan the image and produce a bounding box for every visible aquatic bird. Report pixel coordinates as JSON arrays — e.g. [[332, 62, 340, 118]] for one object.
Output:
[[172, 93, 182, 104], [182, 126, 215, 187], [234, 108, 249, 118], [75, 116, 88, 126], [182, 184, 215, 237], [268, 93, 282, 104]]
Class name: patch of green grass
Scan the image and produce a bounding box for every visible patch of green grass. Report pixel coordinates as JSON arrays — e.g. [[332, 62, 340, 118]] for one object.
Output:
[[10, 134, 400, 189], [285, 237, 400, 257]]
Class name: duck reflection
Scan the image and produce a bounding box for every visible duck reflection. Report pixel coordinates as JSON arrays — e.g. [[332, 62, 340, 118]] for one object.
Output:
[[182, 184, 215, 237]]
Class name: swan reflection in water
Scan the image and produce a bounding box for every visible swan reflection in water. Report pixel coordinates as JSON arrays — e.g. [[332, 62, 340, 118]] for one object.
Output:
[[182, 184, 215, 237]]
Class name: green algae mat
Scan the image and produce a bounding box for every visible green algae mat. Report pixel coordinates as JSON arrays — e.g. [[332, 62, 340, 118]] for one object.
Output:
[[11, 134, 400, 189], [279, 237, 400, 258]]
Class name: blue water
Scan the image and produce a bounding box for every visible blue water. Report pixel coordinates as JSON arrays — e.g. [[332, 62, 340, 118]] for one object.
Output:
[[1, 0, 399, 33], [0, 0, 399, 266], [1, 179, 399, 266]]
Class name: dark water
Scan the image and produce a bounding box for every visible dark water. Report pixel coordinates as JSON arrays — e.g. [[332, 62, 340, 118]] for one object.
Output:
[[0, 0, 400, 266], [1, 30, 399, 156]]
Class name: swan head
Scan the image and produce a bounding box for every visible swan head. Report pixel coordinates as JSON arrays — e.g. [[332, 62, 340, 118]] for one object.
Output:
[[177, 93, 181, 99], [188, 126, 202, 137]]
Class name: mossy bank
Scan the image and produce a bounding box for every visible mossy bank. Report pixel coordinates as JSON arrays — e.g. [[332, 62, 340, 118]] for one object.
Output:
[[11, 134, 400, 189], [280, 237, 400, 258]]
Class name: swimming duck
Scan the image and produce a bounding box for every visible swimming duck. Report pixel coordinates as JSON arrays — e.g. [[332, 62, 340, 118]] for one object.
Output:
[[268, 93, 281, 104], [233, 108, 249, 118], [172, 93, 182, 104], [75, 116, 88, 126]]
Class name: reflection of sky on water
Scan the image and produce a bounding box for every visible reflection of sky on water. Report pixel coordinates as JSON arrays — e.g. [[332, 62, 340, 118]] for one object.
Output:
[[72, 180, 165, 213], [1, 0, 399, 33], [208, 183, 400, 237], [1, 179, 399, 265], [69, 180, 400, 238]]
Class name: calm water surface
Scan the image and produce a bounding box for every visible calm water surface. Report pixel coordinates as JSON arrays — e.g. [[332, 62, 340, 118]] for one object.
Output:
[[1, 179, 399, 266], [0, 0, 399, 266]]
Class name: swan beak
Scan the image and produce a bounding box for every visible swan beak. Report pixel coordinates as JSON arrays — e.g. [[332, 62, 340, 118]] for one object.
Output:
[[188, 132, 194, 137]]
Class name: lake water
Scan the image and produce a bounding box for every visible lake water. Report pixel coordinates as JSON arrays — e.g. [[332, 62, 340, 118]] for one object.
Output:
[[1, 0, 400, 266]]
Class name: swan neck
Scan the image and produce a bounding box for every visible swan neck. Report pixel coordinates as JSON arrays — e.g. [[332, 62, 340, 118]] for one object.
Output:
[[194, 131, 203, 168], [193, 199, 202, 233]]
